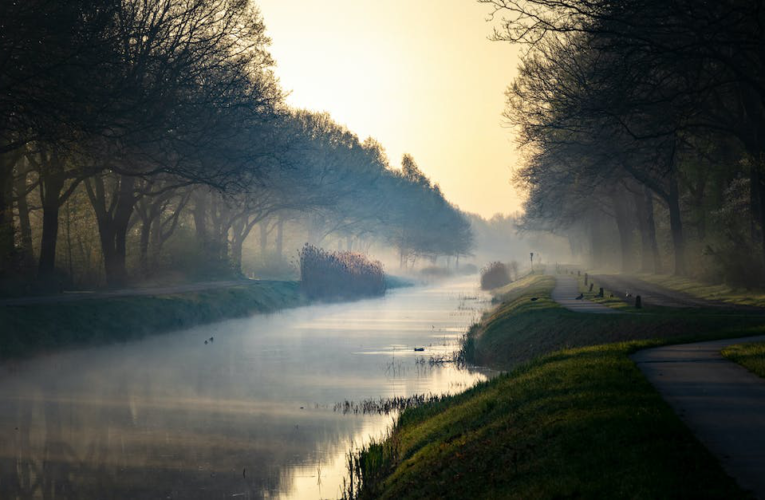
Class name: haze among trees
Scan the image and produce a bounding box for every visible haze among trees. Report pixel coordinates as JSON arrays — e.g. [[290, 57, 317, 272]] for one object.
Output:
[[480, 0, 765, 286], [0, 0, 474, 294]]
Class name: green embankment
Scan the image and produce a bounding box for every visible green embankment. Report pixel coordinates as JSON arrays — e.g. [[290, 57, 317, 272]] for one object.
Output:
[[350, 274, 764, 499], [638, 273, 765, 308], [466, 275, 763, 370], [722, 341, 765, 378], [0, 281, 305, 359]]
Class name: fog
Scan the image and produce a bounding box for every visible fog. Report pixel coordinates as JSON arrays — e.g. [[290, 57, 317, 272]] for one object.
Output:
[[0, 278, 490, 499]]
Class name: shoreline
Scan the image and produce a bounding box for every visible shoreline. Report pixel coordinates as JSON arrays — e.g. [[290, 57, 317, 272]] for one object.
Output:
[[0, 274, 419, 361], [346, 274, 765, 499], [0, 280, 307, 360]]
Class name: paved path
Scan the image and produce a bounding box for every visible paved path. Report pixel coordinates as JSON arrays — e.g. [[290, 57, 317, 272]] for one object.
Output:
[[0, 280, 256, 306], [592, 274, 763, 311], [551, 275, 620, 314], [633, 335, 765, 498]]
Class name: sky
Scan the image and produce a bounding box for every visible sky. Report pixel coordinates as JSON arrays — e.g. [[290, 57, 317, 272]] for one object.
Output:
[[257, 0, 524, 218]]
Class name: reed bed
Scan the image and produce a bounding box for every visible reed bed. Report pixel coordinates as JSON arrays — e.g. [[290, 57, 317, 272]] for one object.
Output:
[[298, 244, 386, 299]]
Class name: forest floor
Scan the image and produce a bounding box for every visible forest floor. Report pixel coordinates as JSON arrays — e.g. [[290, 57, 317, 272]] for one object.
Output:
[[349, 273, 765, 499]]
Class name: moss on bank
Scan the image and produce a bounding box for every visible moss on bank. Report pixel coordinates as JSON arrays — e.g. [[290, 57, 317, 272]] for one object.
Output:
[[0, 281, 305, 359], [349, 274, 765, 499]]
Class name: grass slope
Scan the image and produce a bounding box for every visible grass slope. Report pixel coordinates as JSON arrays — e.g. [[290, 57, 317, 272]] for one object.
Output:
[[349, 274, 765, 499], [638, 273, 765, 308], [467, 275, 764, 370], [0, 281, 304, 359], [351, 342, 746, 500], [722, 342, 765, 378]]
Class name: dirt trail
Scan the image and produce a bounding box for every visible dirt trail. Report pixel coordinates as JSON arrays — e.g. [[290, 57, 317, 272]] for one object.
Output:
[[0, 280, 253, 306]]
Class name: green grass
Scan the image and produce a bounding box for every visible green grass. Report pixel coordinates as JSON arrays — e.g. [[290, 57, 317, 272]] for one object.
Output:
[[722, 342, 765, 378], [350, 341, 748, 499], [0, 281, 305, 359], [467, 274, 765, 370], [637, 273, 765, 308], [347, 273, 765, 499]]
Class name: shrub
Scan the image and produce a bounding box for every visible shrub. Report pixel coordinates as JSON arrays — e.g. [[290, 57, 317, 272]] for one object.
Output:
[[298, 244, 386, 299], [480, 261, 511, 290]]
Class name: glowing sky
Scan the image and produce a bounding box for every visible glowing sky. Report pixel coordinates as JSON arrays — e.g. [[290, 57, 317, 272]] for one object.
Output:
[[257, 0, 523, 218]]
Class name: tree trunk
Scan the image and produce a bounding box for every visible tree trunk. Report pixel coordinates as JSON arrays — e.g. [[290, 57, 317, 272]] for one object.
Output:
[[86, 174, 136, 288], [611, 191, 635, 273], [644, 187, 662, 273], [139, 215, 152, 277], [668, 174, 687, 276], [275, 216, 284, 259], [38, 170, 65, 283], [260, 221, 268, 255], [633, 186, 661, 273], [192, 190, 210, 257], [0, 155, 15, 273], [151, 212, 162, 272], [231, 237, 243, 272], [109, 176, 135, 287], [14, 162, 34, 270]]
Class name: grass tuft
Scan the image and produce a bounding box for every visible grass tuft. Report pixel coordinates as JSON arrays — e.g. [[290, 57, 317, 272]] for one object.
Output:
[[722, 341, 765, 378]]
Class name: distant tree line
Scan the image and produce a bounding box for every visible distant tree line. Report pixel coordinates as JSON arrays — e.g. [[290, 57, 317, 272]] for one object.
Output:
[[0, 0, 472, 293], [484, 0, 765, 285]]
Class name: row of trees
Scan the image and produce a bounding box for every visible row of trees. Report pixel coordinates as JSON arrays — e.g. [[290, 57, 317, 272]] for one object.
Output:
[[0, 0, 472, 293], [485, 0, 765, 284]]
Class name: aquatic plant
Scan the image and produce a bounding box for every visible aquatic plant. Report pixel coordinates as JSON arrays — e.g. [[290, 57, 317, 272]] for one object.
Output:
[[298, 244, 386, 299], [480, 261, 511, 290]]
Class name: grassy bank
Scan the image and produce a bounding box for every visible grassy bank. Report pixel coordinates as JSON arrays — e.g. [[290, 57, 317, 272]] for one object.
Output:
[[348, 342, 746, 499], [349, 274, 765, 499], [0, 281, 305, 359], [465, 275, 764, 370], [637, 273, 765, 308], [722, 341, 765, 378]]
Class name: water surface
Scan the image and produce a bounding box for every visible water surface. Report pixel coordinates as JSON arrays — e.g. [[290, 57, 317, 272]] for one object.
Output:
[[0, 276, 490, 499]]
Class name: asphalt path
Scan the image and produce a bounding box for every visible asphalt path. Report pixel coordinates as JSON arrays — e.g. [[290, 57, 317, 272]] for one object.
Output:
[[551, 275, 621, 314], [633, 335, 765, 498]]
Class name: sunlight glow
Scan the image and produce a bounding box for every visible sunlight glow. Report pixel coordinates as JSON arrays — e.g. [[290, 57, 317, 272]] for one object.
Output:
[[257, 0, 524, 217]]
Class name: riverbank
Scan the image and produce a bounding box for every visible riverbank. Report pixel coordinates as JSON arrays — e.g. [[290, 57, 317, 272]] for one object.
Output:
[[0, 280, 306, 359], [464, 274, 764, 369], [349, 274, 765, 499]]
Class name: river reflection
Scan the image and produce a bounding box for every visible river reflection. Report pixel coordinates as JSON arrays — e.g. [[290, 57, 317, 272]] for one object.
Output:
[[0, 277, 490, 499]]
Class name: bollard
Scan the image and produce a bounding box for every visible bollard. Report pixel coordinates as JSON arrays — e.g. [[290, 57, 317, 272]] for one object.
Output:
[[598, 287, 604, 298], [635, 295, 642, 309], [584, 273, 588, 286], [589, 283, 594, 292]]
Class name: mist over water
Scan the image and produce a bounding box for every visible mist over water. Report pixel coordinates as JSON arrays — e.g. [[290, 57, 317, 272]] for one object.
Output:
[[0, 276, 490, 499]]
